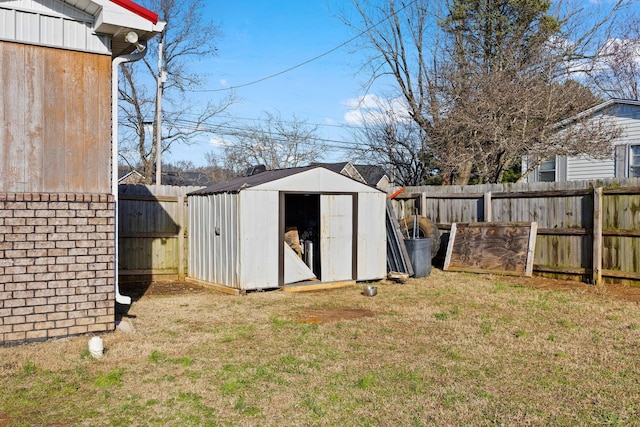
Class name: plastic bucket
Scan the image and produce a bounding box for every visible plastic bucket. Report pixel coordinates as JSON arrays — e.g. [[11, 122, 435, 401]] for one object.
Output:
[[404, 238, 433, 278]]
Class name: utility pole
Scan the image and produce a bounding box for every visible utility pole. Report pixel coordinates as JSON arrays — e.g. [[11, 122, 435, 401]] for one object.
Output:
[[155, 31, 166, 185]]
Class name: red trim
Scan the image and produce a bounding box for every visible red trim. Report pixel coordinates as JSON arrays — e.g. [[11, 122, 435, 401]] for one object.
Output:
[[388, 188, 404, 199], [110, 0, 159, 24]]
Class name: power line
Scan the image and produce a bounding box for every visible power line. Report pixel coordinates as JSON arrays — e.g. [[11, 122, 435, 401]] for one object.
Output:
[[170, 118, 366, 150], [189, 0, 418, 93], [173, 111, 364, 131]]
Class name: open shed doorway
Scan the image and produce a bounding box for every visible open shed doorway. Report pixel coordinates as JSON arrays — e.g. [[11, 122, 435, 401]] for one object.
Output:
[[282, 193, 356, 285], [284, 193, 321, 278]]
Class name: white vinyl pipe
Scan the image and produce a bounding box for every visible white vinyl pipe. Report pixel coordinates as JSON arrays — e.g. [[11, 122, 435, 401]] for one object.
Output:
[[111, 41, 148, 305]]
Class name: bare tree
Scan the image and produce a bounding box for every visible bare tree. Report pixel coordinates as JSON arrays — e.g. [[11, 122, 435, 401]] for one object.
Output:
[[587, 13, 640, 100], [350, 97, 432, 185], [118, 0, 235, 183], [201, 151, 238, 184], [346, 0, 627, 184], [223, 112, 326, 173]]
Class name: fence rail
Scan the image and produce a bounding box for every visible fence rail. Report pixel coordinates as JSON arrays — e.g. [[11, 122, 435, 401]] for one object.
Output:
[[117, 184, 203, 282], [395, 178, 640, 286]]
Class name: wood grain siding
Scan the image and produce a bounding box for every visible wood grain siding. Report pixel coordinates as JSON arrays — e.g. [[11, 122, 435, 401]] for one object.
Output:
[[0, 42, 111, 194]]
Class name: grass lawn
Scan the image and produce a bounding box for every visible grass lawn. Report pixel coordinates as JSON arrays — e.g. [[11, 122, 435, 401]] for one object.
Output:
[[1, 269, 639, 426]]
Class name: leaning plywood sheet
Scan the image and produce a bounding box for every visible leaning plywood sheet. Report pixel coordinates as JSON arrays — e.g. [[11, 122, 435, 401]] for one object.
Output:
[[385, 200, 414, 276], [284, 242, 317, 284], [443, 222, 537, 277]]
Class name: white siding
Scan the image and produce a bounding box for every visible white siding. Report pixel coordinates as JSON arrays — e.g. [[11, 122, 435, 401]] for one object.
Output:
[[0, 0, 110, 54], [566, 155, 615, 181]]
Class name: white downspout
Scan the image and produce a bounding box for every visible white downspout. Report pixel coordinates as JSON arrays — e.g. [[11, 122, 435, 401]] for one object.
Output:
[[112, 41, 148, 305]]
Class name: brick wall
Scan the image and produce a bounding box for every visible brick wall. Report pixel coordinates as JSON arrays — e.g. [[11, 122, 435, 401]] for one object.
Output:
[[0, 192, 115, 345]]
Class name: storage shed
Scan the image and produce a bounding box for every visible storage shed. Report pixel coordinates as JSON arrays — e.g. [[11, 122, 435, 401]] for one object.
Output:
[[187, 166, 387, 291]]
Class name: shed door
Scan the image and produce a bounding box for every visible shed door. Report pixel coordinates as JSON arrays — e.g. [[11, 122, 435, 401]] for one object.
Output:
[[320, 194, 353, 282]]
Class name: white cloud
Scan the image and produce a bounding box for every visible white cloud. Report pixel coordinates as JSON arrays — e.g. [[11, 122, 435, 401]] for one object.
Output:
[[209, 136, 231, 148], [342, 94, 411, 125], [219, 79, 229, 88]]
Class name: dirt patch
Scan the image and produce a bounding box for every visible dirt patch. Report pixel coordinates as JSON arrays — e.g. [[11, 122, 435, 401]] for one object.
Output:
[[297, 308, 377, 323], [120, 281, 218, 299], [496, 275, 640, 303]]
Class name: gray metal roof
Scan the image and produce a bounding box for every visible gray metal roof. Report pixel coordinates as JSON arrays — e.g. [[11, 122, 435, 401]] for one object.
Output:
[[312, 162, 350, 173], [188, 166, 321, 195]]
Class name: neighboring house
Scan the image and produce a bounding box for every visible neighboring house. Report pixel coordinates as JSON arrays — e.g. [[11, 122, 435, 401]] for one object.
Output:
[[118, 169, 146, 185], [524, 99, 640, 182], [0, 0, 164, 344], [353, 164, 391, 190], [313, 162, 391, 190]]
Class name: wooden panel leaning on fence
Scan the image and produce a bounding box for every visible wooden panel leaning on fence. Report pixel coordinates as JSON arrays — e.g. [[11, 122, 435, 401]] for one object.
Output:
[[444, 222, 538, 277]]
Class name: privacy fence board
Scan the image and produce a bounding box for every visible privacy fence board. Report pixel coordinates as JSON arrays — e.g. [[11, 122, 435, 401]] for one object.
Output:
[[118, 184, 203, 282], [398, 178, 640, 285]]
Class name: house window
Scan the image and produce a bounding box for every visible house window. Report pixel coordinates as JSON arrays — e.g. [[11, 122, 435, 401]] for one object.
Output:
[[538, 158, 556, 182], [630, 146, 640, 177]]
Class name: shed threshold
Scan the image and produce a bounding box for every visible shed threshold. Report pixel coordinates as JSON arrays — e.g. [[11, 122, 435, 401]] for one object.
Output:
[[282, 280, 355, 293]]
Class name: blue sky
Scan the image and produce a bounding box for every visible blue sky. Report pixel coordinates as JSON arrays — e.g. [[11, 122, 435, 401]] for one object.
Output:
[[165, 0, 375, 167], [162, 0, 638, 168]]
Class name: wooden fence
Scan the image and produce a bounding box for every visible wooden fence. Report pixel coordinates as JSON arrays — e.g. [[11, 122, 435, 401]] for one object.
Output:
[[395, 178, 640, 286], [117, 184, 203, 282]]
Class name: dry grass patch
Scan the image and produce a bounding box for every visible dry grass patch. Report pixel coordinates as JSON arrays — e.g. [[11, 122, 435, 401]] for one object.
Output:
[[1, 270, 640, 425]]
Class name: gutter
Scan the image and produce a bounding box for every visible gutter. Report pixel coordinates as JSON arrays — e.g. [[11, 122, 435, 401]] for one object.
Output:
[[112, 40, 148, 305]]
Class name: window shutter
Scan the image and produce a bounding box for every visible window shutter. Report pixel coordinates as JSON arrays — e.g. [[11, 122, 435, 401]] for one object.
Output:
[[614, 145, 627, 178], [557, 156, 567, 181]]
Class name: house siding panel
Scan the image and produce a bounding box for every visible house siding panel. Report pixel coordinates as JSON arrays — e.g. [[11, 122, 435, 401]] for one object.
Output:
[[0, 42, 111, 194], [566, 156, 615, 181], [0, 1, 109, 54]]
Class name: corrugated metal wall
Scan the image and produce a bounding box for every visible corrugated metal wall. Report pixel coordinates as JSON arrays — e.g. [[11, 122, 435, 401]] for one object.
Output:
[[188, 193, 240, 288]]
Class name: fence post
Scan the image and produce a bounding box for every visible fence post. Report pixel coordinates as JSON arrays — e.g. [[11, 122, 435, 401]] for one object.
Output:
[[177, 194, 185, 281], [484, 191, 492, 222], [592, 187, 603, 285]]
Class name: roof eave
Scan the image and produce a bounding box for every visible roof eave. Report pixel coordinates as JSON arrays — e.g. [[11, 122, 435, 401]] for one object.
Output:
[[556, 98, 640, 128]]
